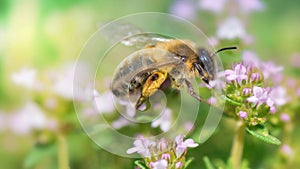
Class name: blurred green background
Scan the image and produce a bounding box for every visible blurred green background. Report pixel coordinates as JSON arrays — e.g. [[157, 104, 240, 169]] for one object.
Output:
[[0, 0, 299, 169]]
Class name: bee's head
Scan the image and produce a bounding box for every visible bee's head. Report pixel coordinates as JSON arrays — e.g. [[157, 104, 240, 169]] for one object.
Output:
[[194, 46, 237, 84], [194, 49, 215, 84]]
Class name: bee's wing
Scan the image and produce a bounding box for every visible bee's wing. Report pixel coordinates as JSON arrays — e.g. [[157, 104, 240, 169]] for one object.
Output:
[[100, 22, 171, 49]]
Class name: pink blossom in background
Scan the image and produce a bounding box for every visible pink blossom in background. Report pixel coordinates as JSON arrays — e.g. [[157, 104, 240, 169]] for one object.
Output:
[[269, 106, 276, 114], [94, 90, 115, 114], [199, 0, 226, 13], [217, 17, 247, 40], [296, 88, 300, 97], [237, 0, 264, 14], [269, 86, 289, 106], [280, 113, 290, 123], [50, 63, 75, 99], [0, 112, 7, 131], [8, 102, 54, 134], [242, 51, 261, 68], [170, 0, 196, 19], [151, 108, 172, 132], [242, 34, 255, 45], [290, 53, 300, 68], [261, 61, 283, 83], [111, 117, 130, 129], [207, 36, 219, 47], [11, 68, 42, 90], [184, 121, 194, 132], [286, 78, 296, 88], [281, 144, 294, 157], [199, 0, 264, 14]]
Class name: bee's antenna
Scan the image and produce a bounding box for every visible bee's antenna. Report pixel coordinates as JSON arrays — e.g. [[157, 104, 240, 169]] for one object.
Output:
[[215, 46, 237, 54]]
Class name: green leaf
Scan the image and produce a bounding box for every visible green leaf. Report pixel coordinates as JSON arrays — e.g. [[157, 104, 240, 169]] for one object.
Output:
[[246, 127, 281, 145], [24, 143, 56, 169], [184, 157, 194, 169], [225, 96, 242, 106], [134, 160, 148, 169], [203, 156, 216, 169]]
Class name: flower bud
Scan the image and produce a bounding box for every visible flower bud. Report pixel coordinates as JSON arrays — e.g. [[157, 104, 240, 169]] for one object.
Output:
[[238, 111, 248, 119]]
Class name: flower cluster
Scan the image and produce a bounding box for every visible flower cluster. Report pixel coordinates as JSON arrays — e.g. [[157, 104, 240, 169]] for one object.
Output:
[[127, 135, 198, 169], [223, 55, 288, 127]]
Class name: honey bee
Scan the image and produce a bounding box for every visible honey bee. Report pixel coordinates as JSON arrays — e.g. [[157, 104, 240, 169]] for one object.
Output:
[[109, 28, 236, 109]]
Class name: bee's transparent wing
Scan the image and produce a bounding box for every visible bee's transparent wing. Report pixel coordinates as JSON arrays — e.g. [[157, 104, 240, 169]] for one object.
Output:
[[100, 22, 171, 49]]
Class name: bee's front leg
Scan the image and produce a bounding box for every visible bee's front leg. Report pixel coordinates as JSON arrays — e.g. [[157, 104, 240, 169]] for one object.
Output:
[[184, 79, 209, 104]]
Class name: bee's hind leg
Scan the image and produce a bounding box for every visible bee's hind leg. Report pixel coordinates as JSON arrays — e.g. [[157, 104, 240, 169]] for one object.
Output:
[[135, 96, 149, 110], [184, 79, 209, 104], [135, 70, 168, 110]]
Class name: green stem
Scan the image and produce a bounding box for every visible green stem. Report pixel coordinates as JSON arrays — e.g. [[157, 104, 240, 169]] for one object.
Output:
[[230, 121, 245, 169], [58, 132, 70, 169]]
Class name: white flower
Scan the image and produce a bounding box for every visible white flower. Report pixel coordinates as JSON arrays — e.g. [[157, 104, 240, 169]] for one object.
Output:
[[111, 117, 130, 129], [261, 61, 283, 82], [242, 51, 261, 68], [9, 102, 47, 134], [94, 90, 115, 114], [126, 137, 156, 157], [281, 144, 294, 157], [11, 68, 41, 90], [199, 0, 226, 13], [151, 108, 172, 132], [50, 63, 75, 99], [170, 0, 196, 19], [217, 17, 247, 40], [269, 86, 288, 106], [175, 135, 198, 157], [0, 112, 7, 131], [237, 0, 264, 14]]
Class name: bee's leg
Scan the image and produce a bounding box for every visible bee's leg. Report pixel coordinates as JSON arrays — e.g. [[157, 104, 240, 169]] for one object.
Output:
[[169, 77, 182, 90], [184, 79, 209, 104], [135, 96, 149, 110], [135, 70, 168, 109]]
